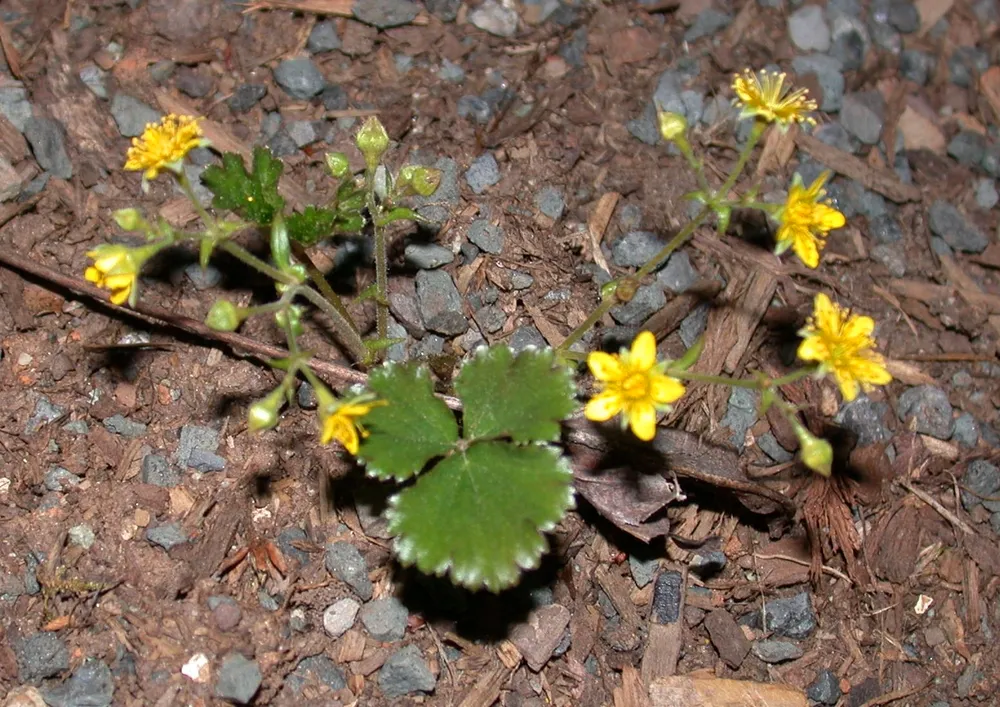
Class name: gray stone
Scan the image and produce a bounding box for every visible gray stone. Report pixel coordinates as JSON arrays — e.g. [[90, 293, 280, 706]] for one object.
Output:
[[758, 432, 794, 463], [415, 269, 468, 336], [297, 382, 318, 410], [961, 460, 1000, 511], [807, 670, 841, 705], [509, 325, 547, 353], [352, 0, 419, 27], [275, 527, 311, 566], [62, 420, 89, 435], [208, 595, 242, 632], [325, 540, 373, 600], [0, 84, 32, 131], [16, 632, 70, 682], [690, 551, 727, 576], [629, 555, 659, 588], [378, 645, 436, 698], [975, 179, 998, 210], [679, 303, 709, 348], [457, 95, 492, 124], [983, 143, 1000, 178], [410, 333, 445, 358], [535, 186, 565, 220], [273, 58, 325, 100], [287, 120, 319, 148], [465, 153, 501, 194], [829, 14, 869, 71], [788, 5, 831, 52], [149, 60, 176, 83], [612, 230, 665, 268], [24, 117, 72, 179], [110, 94, 161, 137], [952, 412, 980, 449], [949, 46, 989, 88], [323, 597, 361, 638], [627, 102, 660, 145], [948, 131, 987, 167], [840, 91, 885, 144], [869, 213, 903, 244], [871, 243, 906, 277], [957, 664, 983, 698], [215, 653, 262, 704], [79, 64, 108, 99], [267, 132, 300, 157], [560, 26, 588, 67], [426, 0, 461, 21], [868, 19, 901, 53], [899, 49, 934, 85], [307, 21, 341, 52], [467, 219, 504, 254], [176, 424, 219, 467], [189, 448, 226, 472], [928, 201, 988, 253], [42, 659, 113, 707], [752, 640, 803, 663], [684, 9, 732, 42], [610, 283, 666, 325], [45, 466, 80, 492], [175, 67, 213, 98], [287, 655, 346, 694], [749, 592, 817, 639], [468, 0, 518, 37], [141, 453, 180, 487], [897, 385, 954, 439], [439, 58, 465, 83], [361, 597, 409, 641], [656, 252, 697, 293], [405, 243, 454, 269], [791, 54, 844, 112], [476, 305, 506, 333], [931, 236, 954, 257], [320, 84, 348, 111], [68, 524, 96, 549], [26, 396, 65, 434], [183, 261, 221, 289], [103, 414, 147, 438], [653, 70, 696, 122], [229, 84, 267, 113], [887, 0, 920, 32], [721, 387, 758, 449], [701, 94, 735, 125], [146, 522, 188, 550]]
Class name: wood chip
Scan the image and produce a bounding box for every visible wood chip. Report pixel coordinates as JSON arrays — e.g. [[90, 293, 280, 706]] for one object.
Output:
[[980, 67, 1000, 124], [587, 192, 619, 276], [795, 132, 921, 202], [756, 124, 797, 177], [649, 676, 808, 706], [456, 661, 512, 707], [883, 359, 936, 386], [897, 105, 946, 153], [614, 664, 653, 707], [915, 0, 953, 34]]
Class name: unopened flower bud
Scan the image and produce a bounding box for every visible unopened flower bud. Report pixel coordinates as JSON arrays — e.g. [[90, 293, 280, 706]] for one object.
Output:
[[615, 277, 639, 303], [248, 387, 285, 433], [658, 111, 687, 142], [793, 419, 833, 477], [355, 116, 389, 171], [114, 208, 145, 232], [205, 300, 244, 332], [397, 165, 441, 197], [325, 152, 350, 179], [275, 305, 304, 337]]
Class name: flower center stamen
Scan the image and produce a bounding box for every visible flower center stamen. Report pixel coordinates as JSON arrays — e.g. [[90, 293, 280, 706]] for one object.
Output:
[[621, 372, 650, 400]]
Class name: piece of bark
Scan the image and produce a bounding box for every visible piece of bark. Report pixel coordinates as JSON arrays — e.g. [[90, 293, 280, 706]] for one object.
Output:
[[641, 569, 685, 689], [704, 609, 751, 669], [649, 676, 808, 706], [795, 131, 921, 203]]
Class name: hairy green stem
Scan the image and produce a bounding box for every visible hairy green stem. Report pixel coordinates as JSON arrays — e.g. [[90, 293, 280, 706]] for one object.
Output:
[[291, 242, 360, 337], [175, 170, 219, 234], [299, 287, 368, 363], [715, 120, 766, 202], [367, 168, 389, 350], [219, 240, 298, 286]]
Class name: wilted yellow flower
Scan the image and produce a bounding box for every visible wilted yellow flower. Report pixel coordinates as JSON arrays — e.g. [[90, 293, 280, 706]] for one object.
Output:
[[124, 114, 206, 181], [797, 293, 892, 402], [774, 171, 845, 268], [657, 110, 687, 142], [319, 395, 385, 454], [585, 331, 686, 441], [731, 69, 817, 128], [85, 244, 139, 306]]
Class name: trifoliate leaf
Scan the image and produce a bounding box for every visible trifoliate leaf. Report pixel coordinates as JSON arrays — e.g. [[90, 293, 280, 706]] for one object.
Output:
[[359, 363, 459, 481], [201, 147, 285, 224], [286, 205, 337, 245], [456, 346, 575, 443], [387, 442, 574, 592]]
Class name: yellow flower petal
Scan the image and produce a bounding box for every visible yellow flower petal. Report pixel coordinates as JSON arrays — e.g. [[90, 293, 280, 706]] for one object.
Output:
[[109, 287, 131, 306], [124, 114, 205, 183], [792, 229, 821, 268], [585, 392, 623, 422], [628, 402, 658, 441], [587, 351, 623, 382], [629, 331, 657, 371], [796, 335, 828, 363], [814, 204, 846, 231], [649, 374, 686, 405], [84, 267, 101, 284]]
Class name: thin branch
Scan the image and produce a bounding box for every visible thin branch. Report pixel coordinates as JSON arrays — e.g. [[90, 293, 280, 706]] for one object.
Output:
[[897, 478, 976, 537]]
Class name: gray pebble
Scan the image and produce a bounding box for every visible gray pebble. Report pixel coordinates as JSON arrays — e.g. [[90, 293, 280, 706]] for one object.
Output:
[[757, 432, 794, 463], [62, 420, 89, 435], [307, 21, 341, 53], [836, 396, 891, 445], [511, 271, 534, 289], [509, 325, 547, 353], [426, 0, 461, 21], [886, 0, 920, 32], [928, 200, 988, 253], [560, 26, 588, 67], [807, 669, 842, 705], [209, 596, 242, 631], [275, 527, 311, 566], [68, 524, 96, 550], [415, 269, 468, 336], [788, 5, 831, 52], [897, 385, 954, 439], [175, 67, 213, 98], [148, 60, 176, 84], [188, 448, 226, 472], [378, 645, 436, 698], [476, 305, 506, 333], [410, 333, 445, 358], [752, 640, 804, 663], [439, 58, 465, 83], [627, 102, 660, 146], [974, 179, 998, 210], [229, 84, 267, 113], [629, 556, 659, 588], [868, 19, 901, 53], [0, 84, 33, 132], [610, 283, 666, 325], [320, 84, 348, 111], [287, 120, 319, 148], [840, 91, 885, 145], [829, 14, 869, 71], [744, 592, 817, 639], [325, 540, 373, 600], [961, 460, 1000, 511], [361, 596, 409, 641], [24, 117, 72, 179], [110, 94, 161, 138], [354, 0, 420, 27], [689, 550, 727, 576], [16, 632, 70, 682], [266, 131, 297, 157], [79, 64, 108, 99], [215, 653, 262, 705], [146, 522, 188, 550], [656, 252, 698, 293], [899, 49, 934, 85], [612, 230, 665, 268], [323, 597, 361, 638], [948, 131, 987, 167], [26, 396, 65, 434], [982, 143, 1000, 178], [45, 466, 81, 492], [868, 213, 903, 244], [679, 303, 709, 348], [287, 655, 346, 694], [467, 219, 504, 254], [952, 412, 979, 448], [141, 453, 180, 487], [404, 243, 454, 269], [184, 262, 222, 290], [791, 54, 844, 112], [457, 95, 493, 124], [720, 387, 758, 449], [297, 382, 318, 410], [273, 58, 326, 100], [103, 413, 147, 438], [684, 9, 732, 42], [535, 186, 565, 220], [176, 424, 219, 467], [42, 659, 113, 707], [465, 153, 501, 194], [871, 243, 906, 277], [468, 0, 518, 37], [949, 46, 989, 88]]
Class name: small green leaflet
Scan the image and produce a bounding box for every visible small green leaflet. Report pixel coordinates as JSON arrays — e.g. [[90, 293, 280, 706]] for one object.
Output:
[[201, 147, 285, 224], [386, 443, 574, 592], [286, 205, 337, 245], [359, 363, 458, 482]]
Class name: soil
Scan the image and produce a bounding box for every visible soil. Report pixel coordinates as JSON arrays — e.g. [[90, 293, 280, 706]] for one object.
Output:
[[1, 0, 1000, 705]]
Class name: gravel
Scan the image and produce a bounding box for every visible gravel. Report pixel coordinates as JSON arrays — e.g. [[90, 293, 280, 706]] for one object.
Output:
[[535, 186, 565, 220], [228, 84, 267, 113], [209, 596, 242, 632], [791, 54, 845, 112], [307, 21, 342, 52], [758, 432, 794, 463], [840, 91, 885, 144], [215, 653, 262, 705], [24, 117, 73, 179], [807, 668, 842, 705], [949, 46, 989, 88], [871, 243, 906, 277], [788, 5, 831, 51], [323, 597, 361, 638], [0, 84, 33, 131], [110, 94, 161, 137], [188, 448, 226, 473], [176, 424, 219, 468], [612, 230, 665, 268], [361, 597, 409, 641], [146, 523, 188, 550], [273, 58, 326, 99], [948, 131, 988, 166], [897, 385, 954, 439], [952, 412, 980, 448], [16, 633, 70, 682], [439, 58, 465, 83], [287, 655, 347, 694], [928, 201, 988, 253], [720, 387, 758, 449], [103, 414, 147, 438], [868, 213, 903, 244], [629, 555, 659, 588], [752, 640, 804, 663], [467, 219, 505, 254], [744, 592, 817, 639], [426, 0, 461, 21], [26, 396, 65, 435], [45, 467, 81, 492], [325, 540, 373, 600], [975, 179, 999, 210], [415, 269, 468, 336], [828, 14, 869, 71], [42, 659, 113, 707], [378, 645, 436, 698], [961, 460, 1000, 512], [509, 325, 548, 353], [468, 0, 519, 36], [684, 9, 732, 42], [68, 524, 96, 549], [404, 243, 454, 269], [175, 67, 213, 98], [465, 153, 501, 194], [899, 49, 934, 85], [457, 95, 493, 124], [656, 252, 697, 293]]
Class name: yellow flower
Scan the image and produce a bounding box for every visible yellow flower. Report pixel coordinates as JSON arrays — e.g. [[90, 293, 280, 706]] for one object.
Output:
[[84, 244, 139, 306], [124, 114, 206, 181], [585, 331, 686, 441], [797, 293, 892, 402], [319, 396, 385, 455], [774, 171, 845, 268], [731, 69, 817, 128]]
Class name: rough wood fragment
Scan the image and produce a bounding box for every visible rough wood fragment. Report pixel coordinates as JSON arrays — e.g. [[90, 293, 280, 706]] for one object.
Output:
[[641, 569, 685, 688], [980, 67, 1000, 124], [649, 676, 808, 706], [794, 132, 921, 203], [915, 0, 953, 34], [587, 192, 619, 275], [614, 664, 652, 707], [456, 661, 511, 707]]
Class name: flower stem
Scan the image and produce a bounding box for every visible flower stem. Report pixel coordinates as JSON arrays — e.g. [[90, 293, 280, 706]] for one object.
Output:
[[299, 287, 368, 363], [367, 167, 389, 350], [175, 169, 218, 234], [714, 120, 766, 202], [219, 240, 298, 286], [635, 205, 711, 280], [291, 242, 360, 337]]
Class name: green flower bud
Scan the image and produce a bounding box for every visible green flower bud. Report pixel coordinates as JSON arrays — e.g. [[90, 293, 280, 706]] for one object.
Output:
[[248, 387, 285, 433], [325, 152, 350, 179], [275, 305, 304, 337], [114, 208, 146, 232], [657, 111, 687, 142], [355, 116, 390, 171], [396, 165, 441, 197], [599, 279, 618, 301], [206, 300, 244, 332], [793, 419, 833, 477]]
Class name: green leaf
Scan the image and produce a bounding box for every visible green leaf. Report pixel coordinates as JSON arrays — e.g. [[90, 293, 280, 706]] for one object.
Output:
[[201, 148, 285, 224], [456, 346, 575, 443], [387, 442, 574, 591], [286, 205, 337, 245], [359, 363, 459, 481], [375, 207, 420, 227]]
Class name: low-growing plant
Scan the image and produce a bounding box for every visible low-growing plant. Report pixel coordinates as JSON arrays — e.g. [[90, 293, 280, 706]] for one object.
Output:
[[87, 68, 892, 591]]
